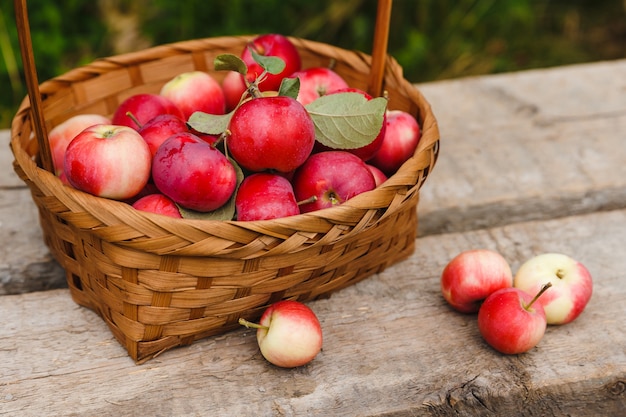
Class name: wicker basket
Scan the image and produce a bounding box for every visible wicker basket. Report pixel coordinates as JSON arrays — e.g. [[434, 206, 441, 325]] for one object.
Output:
[[11, 3, 439, 363]]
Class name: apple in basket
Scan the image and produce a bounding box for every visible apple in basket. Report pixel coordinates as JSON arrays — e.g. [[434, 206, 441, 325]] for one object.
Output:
[[366, 163, 388, 187], [112, 93, 184, 130], [289, 66, 349, 106], [478, 283, 552, 354], [370, 109, 421, 176], [160, 70, 226, 119], [227, 95, 316, 173], [151, 132, 237, 212], [63, 124, 152, 200], [137, 113, 189, 157], [239, 300, 323, 368], [513, 253, 593, 325], [235, 173, 300, 221], [132, 193, 182, 218], [222, 70, 248, 112], [293, 151, 377, 213], [241, 33, 302, 92], [441, 249, 513, 313], [48, 113, 111, 176]]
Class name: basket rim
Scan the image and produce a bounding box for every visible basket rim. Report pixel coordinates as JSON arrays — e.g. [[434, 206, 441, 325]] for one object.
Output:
[[10, 35, 440, 256]]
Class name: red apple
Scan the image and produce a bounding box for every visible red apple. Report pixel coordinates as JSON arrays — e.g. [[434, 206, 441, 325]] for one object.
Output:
[[132, 193, 182, 218], [366, 163, 388, 187], [48, 113, 111, 176], [160, 71, 226, 120], [152, 132, 237, 212], [513, 253, 593, 325], [112, 93, 184, 130], [64, 124, 152, 200], [138, 114, 188, 157], [222, 70, 248, 112], [241, 33, 301, 92], [235, 173, 299, 221], [239, 300, 323, 368], [441, 249, 513, 314], [227, 96, 315, 173], [313, 87, 386, 161], [369, 110, 421, 176], [292, 151, 376, 213], [477, 284, 551, 354], [290, 67, 349, 106]]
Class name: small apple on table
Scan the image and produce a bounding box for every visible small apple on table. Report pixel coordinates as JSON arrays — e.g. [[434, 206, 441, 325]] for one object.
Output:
[[440, 249, 513, 314], [477, 283, 552, 355], [239, 300, 323, 368], [514, 253, 593, 325]]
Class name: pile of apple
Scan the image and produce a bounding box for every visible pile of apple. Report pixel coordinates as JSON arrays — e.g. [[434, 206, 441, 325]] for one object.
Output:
[[441, 249, 593, 354], [50, 34, 422, 221]]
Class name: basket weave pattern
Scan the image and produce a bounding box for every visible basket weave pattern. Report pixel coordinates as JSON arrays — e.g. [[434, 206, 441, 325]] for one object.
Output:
[[11, 36, 439, 362]]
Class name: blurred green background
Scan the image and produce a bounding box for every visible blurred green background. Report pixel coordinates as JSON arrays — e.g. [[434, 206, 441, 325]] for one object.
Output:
[[1, 0, 625, 129]]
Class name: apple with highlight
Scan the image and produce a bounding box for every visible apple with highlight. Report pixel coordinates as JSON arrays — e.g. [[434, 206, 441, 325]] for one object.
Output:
[[441, 249, 513, 313], [514, 253, 592, 325]]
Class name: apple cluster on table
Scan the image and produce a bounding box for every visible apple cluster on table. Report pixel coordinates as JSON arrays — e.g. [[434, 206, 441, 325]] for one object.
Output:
[[441, 250, 593, 355], [50, 33, 421, 223]]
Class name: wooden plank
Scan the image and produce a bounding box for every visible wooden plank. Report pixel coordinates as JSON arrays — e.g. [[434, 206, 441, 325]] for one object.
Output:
[[417, 59, 626, 235], [1, 209, 624, 416]]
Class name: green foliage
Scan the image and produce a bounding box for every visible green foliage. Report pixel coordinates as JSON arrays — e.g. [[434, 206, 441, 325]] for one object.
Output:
[[1, 0, 624, 129]]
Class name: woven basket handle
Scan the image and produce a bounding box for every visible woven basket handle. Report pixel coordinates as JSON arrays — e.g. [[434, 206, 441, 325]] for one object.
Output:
[[14, 0, 53, 173], [368, 0, 393, 98]]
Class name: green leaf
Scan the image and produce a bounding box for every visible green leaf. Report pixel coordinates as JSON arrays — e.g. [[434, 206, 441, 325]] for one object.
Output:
[[178, 157, 245, 221], [305, 92, 388, 149], [187, 111, 233, 136], [249, 46, 286, 75], [278, 76, 300, 99], [214, 54, 248, 75]]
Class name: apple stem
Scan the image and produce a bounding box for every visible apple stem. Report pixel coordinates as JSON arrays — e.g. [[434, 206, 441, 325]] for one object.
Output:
[[238, 318, 269, 331], [524, 282, 553, 310], [125, 111, 143, 129], [297, 195, 318, 206]]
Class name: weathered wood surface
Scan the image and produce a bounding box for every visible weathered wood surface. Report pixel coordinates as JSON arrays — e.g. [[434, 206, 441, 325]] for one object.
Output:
[[417, 59, 626, 235], [1, 60, 626, 416], [1, 210, 625, 416]]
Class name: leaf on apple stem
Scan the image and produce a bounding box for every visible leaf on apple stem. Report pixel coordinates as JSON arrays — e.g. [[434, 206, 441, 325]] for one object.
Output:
[[306, 92, 387, 149], [278, 76, 300, 100], [187, 111, 233, 136], [248, 46, 286, 75], [214, 54, 248, 75], [177, 156, 244, 221]]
